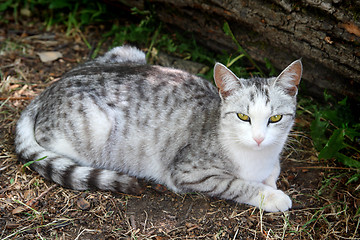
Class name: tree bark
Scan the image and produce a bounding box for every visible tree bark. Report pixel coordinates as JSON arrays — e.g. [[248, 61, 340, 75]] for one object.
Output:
[[116, 0, 360, 100]]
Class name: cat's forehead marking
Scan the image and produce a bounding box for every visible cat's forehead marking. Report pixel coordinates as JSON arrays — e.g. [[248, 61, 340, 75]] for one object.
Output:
[[248, 93, 272, 117], [246, 78, 271, 105]]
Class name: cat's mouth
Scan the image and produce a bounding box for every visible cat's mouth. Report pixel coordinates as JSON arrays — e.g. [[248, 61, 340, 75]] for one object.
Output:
[[250, 141, 269, 150], [252, 145, 264, 151]]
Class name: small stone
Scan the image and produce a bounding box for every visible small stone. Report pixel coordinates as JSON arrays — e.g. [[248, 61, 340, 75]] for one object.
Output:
[[37, 51, 63, 63], [76, 197, 90, 210]]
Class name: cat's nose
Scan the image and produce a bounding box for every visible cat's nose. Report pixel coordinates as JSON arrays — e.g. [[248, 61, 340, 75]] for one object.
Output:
[[253, 137, 264, 146]]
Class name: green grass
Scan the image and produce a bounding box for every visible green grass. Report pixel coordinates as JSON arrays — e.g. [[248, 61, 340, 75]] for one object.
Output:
[[300, 93, 360, 174]]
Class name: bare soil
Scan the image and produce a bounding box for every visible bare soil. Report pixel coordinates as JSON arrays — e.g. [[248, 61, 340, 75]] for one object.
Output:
[[0, 15, 359, 239]]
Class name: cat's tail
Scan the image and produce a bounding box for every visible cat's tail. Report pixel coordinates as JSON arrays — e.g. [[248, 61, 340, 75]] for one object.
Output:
[[15, 106, 142, 194], [96, 45, 146, 64]]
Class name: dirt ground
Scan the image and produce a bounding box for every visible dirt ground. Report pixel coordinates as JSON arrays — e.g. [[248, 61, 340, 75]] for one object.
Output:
[[1, 15, 359, 240]]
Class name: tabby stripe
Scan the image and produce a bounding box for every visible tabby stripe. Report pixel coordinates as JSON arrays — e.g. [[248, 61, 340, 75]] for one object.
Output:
[[80, 101, 92, 152], [44, 160, 54, 180], [163, 94, 169, 105], [154, 127, 160, 143], [61, 165, 76, 188], [18, 151, 37, 169], [218, 178, 236, 197], [103, 122, 117, 160], [65, 117, 82, 154], [122, 106, 130, 137], [264, 88, 270, 104], [249, 92, 255, 103], [87, 168, 102, 189], [246, 185, 259, 201], [99, 76, 107, 97], [26, 150, 45, 168], [229, 183, 257, 202], [180, 174, 219, 186], [27, 153, 39, 162], [200, 185, 218, 194], [112, 173, 127, 192], [201, 111, 211, 135], [126, 177, 141, 194]]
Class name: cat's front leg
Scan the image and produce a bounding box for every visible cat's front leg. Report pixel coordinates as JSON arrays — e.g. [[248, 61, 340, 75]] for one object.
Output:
[[172, 168, 291, 212], [262, 160, 280, 189]]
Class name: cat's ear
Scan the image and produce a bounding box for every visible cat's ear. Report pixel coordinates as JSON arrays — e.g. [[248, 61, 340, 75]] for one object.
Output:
[[273, 59, 302, 96], [214, 63, 241, 99]]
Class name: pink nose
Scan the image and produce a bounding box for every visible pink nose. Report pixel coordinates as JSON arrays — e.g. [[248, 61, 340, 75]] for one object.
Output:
[[253, 137, 264, 146]]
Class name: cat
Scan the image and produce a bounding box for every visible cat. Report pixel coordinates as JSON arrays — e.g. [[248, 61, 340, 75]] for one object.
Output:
[[15, 45, 302, 212]]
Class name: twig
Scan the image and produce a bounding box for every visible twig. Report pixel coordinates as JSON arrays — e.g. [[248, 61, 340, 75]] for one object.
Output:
[[0, 97, 10, 109], [0, 63, 20, 69], [183, 201, 194, 220], [15, 68, 28, 81], [233, 228, 239, 240], [26, 184, 57, 208], [130, 215, 137, 230], [74, 229, 99, 240], [295, 166, 358, 171], [353, 217, 360, 239], [143, 210, 148, 233], [0, 97, 34, 101], [2, 225, 34, 240]]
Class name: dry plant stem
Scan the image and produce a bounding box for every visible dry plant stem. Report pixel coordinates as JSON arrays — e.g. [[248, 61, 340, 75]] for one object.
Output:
[[0, 97, 34, 101], [74, 229, 100, 240], [296, 166, 358, 171], [26, 184, 57, 208]]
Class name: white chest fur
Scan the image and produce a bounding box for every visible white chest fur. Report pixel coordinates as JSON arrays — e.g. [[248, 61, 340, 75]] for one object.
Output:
[[227, 144, 281, 183]]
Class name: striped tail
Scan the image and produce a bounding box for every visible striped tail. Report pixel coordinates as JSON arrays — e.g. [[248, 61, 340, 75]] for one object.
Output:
[[15, 107, 142, 194], [96, 45, 146, 64]]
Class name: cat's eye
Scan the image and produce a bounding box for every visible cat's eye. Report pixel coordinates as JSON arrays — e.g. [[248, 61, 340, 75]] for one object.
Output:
[[237, 113, 250, 122], [269, 115, 283, 123]]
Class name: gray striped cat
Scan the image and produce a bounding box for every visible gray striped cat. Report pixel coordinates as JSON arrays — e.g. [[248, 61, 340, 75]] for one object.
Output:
[[15, 46, 302, 212]]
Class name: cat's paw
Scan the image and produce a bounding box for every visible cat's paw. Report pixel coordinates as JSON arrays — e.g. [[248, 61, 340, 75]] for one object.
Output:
[[260, 189, 292, 212], [248, 188, 292, 212]]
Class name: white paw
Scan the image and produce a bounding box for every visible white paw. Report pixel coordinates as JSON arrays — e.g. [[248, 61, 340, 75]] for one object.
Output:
[[260, 189, 292, 212], [247, 188, 292, 212]]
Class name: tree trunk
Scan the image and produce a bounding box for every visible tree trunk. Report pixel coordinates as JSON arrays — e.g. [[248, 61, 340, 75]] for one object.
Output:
[[116, 0, 360, 100]]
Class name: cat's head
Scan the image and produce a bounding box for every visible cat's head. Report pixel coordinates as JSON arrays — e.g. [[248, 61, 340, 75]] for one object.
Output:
[[214, 60, 302, 151]]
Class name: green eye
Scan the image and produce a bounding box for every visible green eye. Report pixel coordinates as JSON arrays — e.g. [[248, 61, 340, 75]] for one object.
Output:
[[237, 113, 250, 122], [269, 115, 283, 123]]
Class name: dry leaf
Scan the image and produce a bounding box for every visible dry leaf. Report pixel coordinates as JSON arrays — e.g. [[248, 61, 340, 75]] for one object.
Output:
[[37, 51, 63, 63], [12, 206, 25, 214]]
